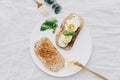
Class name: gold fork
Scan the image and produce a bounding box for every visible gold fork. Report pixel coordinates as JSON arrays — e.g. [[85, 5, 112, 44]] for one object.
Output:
[[72, 61, 108, 80], [34, 0, 49, 15]]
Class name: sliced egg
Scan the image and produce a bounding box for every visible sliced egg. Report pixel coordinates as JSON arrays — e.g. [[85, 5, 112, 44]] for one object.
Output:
[[65, 15, 80, 31], [67, 24, 75, 31], [58, 35, 72, 47]]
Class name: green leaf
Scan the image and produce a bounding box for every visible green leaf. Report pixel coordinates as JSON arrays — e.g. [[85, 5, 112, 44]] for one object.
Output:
[[40, 18, 58, 31], [63, 30, 75, 36], [40, 24, 50, 31], [51, 23, 58, 29], [45, 18, 57, 24], [40, 23, 58, 31]]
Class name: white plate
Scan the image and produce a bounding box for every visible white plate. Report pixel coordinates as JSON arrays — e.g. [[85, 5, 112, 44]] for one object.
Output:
[[30, 14, 92, 77]]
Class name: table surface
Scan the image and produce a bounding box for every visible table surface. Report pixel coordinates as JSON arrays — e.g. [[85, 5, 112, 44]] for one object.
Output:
[[0, 0, 120, 80]]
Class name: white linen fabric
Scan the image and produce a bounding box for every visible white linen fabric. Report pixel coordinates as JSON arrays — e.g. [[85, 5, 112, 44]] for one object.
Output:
[[0, 0, 120, 80]]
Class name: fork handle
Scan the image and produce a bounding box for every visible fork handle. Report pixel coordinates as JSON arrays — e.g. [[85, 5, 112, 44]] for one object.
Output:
[[76, 63, 108, 80]]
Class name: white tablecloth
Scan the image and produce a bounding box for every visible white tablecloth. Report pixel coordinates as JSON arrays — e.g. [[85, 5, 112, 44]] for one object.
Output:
[[0, 0, 120, 80]]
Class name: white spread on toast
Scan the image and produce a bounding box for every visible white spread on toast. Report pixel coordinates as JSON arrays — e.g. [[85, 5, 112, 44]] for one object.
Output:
[[58, 15, 81, 47]]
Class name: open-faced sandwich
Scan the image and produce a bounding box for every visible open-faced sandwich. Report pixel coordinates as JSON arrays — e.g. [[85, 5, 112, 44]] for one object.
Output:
[[34, 37, 65, 72], [56, 13, 84, 50]]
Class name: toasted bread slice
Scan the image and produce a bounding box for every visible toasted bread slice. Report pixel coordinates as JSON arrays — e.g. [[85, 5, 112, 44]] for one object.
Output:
[[34, 37, 65, 72], [56, 13, 84, 50]]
